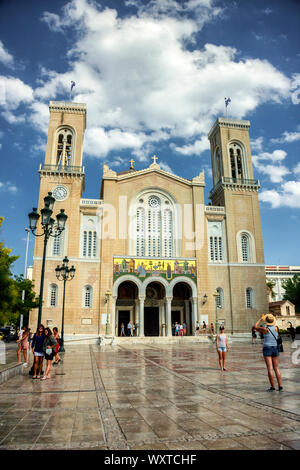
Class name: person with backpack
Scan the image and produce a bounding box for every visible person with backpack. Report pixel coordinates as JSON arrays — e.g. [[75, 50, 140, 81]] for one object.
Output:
[[254, 314, 283, 392]]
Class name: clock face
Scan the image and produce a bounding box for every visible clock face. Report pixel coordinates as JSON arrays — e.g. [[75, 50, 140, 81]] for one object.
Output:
[[52, 185, 68, 201]]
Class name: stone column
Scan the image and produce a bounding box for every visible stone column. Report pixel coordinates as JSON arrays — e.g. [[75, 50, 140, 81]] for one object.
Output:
[[139, 296, 145, 336], [135, 299, 139, 336], [111, 296, 117, 336], [191, 297, 198, 334], [165, 296, 172, 337], [185, 300, 190, 335]]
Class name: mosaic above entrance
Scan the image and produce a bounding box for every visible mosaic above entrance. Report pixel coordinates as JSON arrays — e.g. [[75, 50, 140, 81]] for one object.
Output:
[[113, 257, 197, 283]]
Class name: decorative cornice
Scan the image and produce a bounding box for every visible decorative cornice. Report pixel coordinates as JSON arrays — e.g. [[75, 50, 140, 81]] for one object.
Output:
[[102, 163, 194, 186], [49, 101, 87, 114], [209, 177, 260, 200], [192, 170, 205, 186], [208, 117, 251, 140]]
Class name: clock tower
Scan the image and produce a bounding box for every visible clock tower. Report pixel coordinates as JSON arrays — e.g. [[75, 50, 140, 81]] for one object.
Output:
[[30, 101, 87, 327]]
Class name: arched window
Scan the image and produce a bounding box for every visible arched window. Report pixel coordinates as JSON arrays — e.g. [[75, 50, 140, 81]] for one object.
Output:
[[56, 127, 74, 167], [136, 208, 145, 256], [246, 288, 254, 308], [229, 142, 246, 180], [237, 230, 255, 263], [241, 234, 250, 262], [213, 147, 222, 184], [132, 192, 176, 257], [50, 284, 58, 307], [83, 286, 93, 308], [216, 287, 224, 308]]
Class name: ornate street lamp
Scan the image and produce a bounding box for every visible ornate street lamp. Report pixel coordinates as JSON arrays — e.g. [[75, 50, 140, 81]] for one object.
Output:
[[28, 192, 68, 327], [105, 290, 112, 336], [55, 256, 76, 352]]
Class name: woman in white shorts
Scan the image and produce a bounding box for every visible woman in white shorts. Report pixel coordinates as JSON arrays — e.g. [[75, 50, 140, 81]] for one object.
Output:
[[216, 326, 229, 371]]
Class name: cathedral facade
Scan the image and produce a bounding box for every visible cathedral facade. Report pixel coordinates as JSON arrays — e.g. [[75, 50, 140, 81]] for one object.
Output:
[[29, 101, 268, 337]]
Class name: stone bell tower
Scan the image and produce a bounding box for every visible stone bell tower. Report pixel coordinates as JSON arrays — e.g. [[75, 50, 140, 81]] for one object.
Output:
[[30, 102, 87, 328], [208, 118, 268, 332]]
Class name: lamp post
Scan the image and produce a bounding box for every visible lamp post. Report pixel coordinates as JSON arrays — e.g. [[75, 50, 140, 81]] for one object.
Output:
[[213, 291, 220, 334], [105, 290, 112, 336], [55, 256, 75, 352], [20, 227, 30, 330], [28, 192, 68, 327]]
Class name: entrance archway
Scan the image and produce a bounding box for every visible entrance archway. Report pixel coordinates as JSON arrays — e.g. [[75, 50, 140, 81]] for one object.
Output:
[[116, 281, 138, 336], [171, 282, 193, 335], [144, 282, 165, 336]]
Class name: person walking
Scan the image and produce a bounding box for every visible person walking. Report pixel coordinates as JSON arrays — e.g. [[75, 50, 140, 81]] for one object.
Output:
[[175, 322, 179, 336], [52, 327, 61, 365], [132, 323, 136, 336], [254, 314, 283, 392], [31, 325, 45, 379], [179, 323, 184, 337], [288, 323, 296, 342], [210, 323, 214, 335], [195, 321, 200, 336], [16, 326, 29, 365], [127, 321, 132, 337], [183, 322, 187, 336], [251, 326, 257, 344], [42, 327, 57, 380], [120, 323, 125, 336], [216, 326, 229, 371]]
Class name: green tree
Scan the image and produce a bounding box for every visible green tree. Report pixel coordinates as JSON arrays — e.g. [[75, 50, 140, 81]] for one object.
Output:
[[0, 217, 19, 325], [266, 280, 276, 300], [282, 275, 300, 313], [11, 275, 39, 327]]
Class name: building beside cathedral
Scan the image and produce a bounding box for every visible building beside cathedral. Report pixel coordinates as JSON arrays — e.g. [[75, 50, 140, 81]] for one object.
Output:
[[29, 101, 269, 338]]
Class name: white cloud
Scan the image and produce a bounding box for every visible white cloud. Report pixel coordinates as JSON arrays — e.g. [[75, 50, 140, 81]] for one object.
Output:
[[271, 131, 300, 144], [291, 73, 300, 104], [0, 75, 33, 124], [0, 181, 18, 194], [173, 135, 210, 156], [32, 0, 293, 159], [251, 136, 263, 152], [294, 162, 300, 175], [252, 149, 290, 183], [159, 161, 174, 173], [0, 41, 14, 68], [260, 181, 300, 208]]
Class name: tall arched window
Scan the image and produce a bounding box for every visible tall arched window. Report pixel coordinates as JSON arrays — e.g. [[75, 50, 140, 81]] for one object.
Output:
[[213, 147, 222, 184], [136, 208, 145, 256], [132, 192, 176, 257], [56, 127, 74, 167], [241, 234, 250, 262], [83, 285, 93, 308], [50, 284, 58, 307], [246, 287, 254, 309], [229, 142, 246, 180]]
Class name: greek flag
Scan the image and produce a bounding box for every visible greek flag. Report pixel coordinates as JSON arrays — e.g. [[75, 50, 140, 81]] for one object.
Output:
[[71, 81, 76, 91], [225, 97, 231, 107]]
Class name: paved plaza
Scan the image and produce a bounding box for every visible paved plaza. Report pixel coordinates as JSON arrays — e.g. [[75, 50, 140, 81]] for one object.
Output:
[[0, 340, 299, 450]]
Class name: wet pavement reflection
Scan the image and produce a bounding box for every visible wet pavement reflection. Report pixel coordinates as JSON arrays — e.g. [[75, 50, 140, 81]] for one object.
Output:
[[0, 340, 299, 450]]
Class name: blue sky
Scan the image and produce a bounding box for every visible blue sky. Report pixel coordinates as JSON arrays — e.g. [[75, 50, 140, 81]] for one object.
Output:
[[0, 0, 299, 276]]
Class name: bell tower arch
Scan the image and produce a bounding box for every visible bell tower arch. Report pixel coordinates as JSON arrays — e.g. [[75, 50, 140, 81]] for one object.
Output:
[[208, 117, 268, 332]]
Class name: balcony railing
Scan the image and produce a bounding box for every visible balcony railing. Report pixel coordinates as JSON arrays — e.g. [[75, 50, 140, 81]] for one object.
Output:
[[39, 164, 84, 173], [209, 176, 260, 198]]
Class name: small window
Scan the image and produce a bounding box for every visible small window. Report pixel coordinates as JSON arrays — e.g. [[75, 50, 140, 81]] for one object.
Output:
[[246, 288, 254, 309], [52, 232, 62, 256], [216, 288, 224, 308], [84, 286, 92, 308], [50, 284, 58, 307]]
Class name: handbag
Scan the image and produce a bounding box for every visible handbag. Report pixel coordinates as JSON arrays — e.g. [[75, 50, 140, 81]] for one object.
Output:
[[46, 347, 53, 355], [267, 327, 284, 352]]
